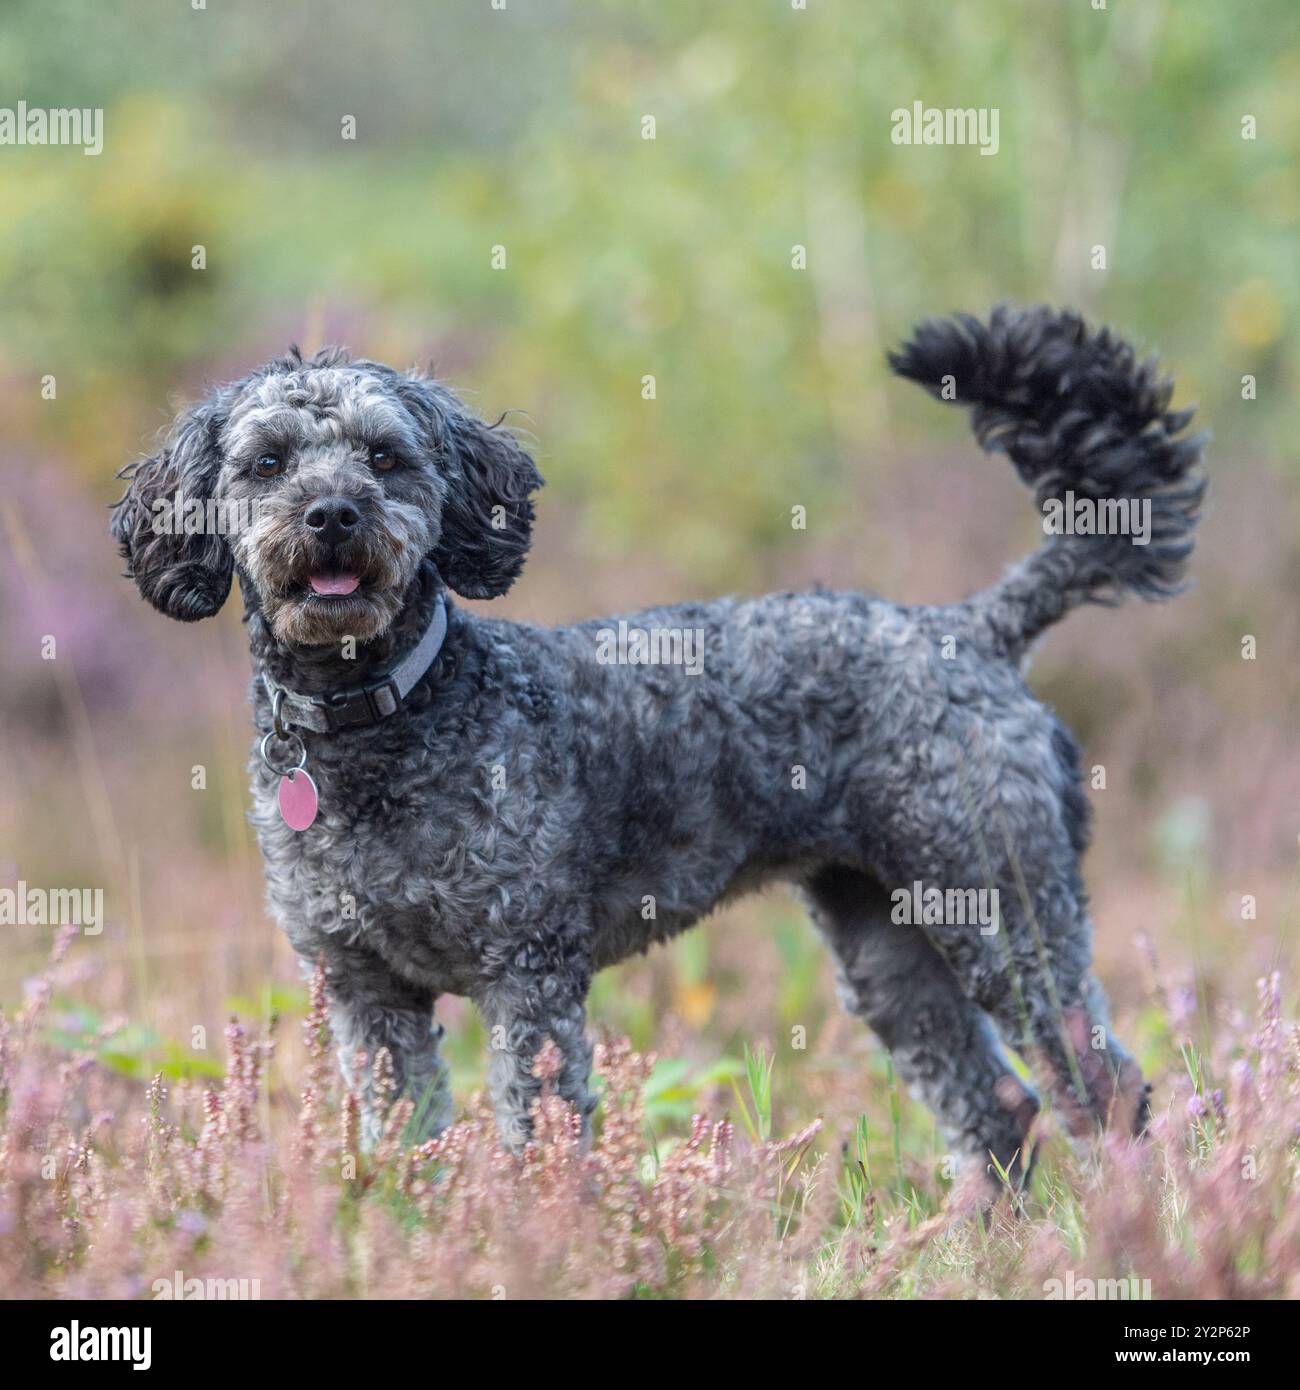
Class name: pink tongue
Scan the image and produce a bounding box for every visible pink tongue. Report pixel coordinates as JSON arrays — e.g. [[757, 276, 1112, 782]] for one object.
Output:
[[308, 571, 360, 596]]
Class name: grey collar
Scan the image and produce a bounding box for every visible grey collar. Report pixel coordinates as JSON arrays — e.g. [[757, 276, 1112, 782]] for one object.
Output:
[[262, 594, 448, 734]]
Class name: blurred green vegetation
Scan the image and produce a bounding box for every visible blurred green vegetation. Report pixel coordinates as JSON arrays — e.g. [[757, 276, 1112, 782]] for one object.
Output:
[[1, 0, 1296, 587]]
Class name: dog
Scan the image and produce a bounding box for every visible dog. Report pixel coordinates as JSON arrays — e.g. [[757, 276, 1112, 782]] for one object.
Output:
[[111, 305, 1204, 1183]]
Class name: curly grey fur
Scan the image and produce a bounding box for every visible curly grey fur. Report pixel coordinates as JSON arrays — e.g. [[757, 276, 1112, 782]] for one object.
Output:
[[112, 307, 1204, 1181]]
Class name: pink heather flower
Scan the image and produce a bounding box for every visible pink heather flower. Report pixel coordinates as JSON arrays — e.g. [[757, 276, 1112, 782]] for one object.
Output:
[[176, 1210, 207, 1236]]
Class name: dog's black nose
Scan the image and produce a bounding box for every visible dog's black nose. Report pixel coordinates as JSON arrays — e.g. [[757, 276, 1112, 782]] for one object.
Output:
[[304, 496, 361, 545]]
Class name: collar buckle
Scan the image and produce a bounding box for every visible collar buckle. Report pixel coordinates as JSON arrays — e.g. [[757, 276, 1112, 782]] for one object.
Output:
[[319, 676, 401, 731]]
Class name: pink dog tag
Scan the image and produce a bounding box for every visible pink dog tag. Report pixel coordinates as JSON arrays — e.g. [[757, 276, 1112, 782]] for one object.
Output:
[[278, 769, 319, 831]]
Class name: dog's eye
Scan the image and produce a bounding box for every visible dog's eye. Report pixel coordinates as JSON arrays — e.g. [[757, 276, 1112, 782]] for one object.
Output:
[[369, 445, 397, 472], [254, 454, 284, 478]]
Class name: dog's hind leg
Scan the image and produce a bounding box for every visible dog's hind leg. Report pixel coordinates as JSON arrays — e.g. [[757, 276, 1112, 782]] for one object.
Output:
[[805, 865, 1039, 1190], [962, 887, 1150, 1143], [952, 721, 1148, 1140], [914, 811, 1150, 1141]]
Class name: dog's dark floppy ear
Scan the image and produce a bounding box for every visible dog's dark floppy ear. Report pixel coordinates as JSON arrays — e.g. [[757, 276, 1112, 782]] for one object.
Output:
[[110, 389, 234, 621], [426, 391, 543, 600]]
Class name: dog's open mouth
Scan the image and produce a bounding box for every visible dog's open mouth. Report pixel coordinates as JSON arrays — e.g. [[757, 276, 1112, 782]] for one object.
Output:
[[272, 563, 398, 644], [307, 570, 362, 597]]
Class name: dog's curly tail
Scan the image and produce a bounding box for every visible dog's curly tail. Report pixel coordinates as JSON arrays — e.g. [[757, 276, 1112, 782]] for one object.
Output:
[[888, 303, 1207, 657]]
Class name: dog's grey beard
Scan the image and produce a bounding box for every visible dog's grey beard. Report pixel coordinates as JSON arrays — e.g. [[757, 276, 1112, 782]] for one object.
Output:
[[264, 581, 409, 646], [232, 498, 433, 647]]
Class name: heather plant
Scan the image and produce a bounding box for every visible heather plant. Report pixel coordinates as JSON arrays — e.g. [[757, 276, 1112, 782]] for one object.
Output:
[[2, 935, 1296, 1300]]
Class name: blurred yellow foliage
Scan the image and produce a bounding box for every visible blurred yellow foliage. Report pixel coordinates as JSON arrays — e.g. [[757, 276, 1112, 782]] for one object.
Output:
[[1223, 278, 1284, 350]]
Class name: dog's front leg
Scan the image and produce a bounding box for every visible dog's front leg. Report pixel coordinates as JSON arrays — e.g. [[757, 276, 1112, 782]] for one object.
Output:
[[319, 945, 451, 1150], [477, 930, 595, 1152]]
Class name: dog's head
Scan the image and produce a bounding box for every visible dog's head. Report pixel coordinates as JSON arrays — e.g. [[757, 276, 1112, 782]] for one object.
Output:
[[110, 348, 541, 645]]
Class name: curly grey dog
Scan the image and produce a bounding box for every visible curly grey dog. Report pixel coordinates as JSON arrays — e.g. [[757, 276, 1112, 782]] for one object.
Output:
[[111, 305, 1204, 1183]]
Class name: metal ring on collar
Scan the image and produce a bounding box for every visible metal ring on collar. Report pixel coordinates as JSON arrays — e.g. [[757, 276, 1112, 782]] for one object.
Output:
[[260, 728, 307, 776]]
